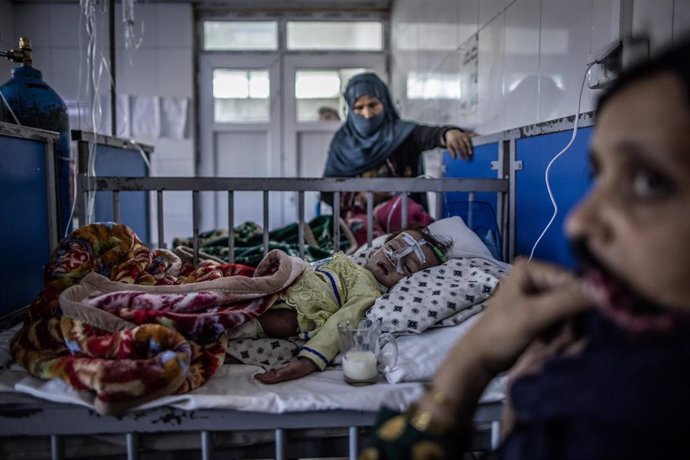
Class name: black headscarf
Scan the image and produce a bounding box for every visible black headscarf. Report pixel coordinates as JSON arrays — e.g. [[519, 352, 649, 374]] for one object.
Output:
[[323, 73, 416, 177]]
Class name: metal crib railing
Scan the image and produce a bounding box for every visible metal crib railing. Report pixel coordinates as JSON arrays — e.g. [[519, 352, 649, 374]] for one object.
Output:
[[77, 176, 510, 265], [0, 392, 504, 460]]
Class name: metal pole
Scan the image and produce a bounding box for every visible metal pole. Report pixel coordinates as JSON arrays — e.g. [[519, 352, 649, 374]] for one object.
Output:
[[298, 190, 305, 259], [263, 190, 269, 255], [274, 428, 285, 460], [193, 190, 200, 266], [157, 190, 165, 249], [201, 430, 213, 460], [126, 432, 139, 460], [491, 420, 501, 450], [228, 190, 235, 263], [50, 435, 64, 460], [366, 191, 373, 246], [348, 426, 358, 460], [400, 192, 408, 229], [508, 139, 517, 262], [109, 0, 117, 136], [333, 191, 340, 251]]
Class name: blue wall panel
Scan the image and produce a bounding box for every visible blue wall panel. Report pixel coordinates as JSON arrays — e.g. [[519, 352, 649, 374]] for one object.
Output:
[[443, 143, 502, 259], [94, 146, 150, 245], [443, 142, 499, 211], [0, 136, 50, 315], [515, 127, 593, 268]]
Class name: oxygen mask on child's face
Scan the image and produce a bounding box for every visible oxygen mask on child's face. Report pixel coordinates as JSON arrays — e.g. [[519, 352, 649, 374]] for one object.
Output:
[[381, 232, 428, 275]]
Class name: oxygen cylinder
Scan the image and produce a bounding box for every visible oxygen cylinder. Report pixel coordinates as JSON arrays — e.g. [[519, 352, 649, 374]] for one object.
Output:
[[0, 37, 71, 237]]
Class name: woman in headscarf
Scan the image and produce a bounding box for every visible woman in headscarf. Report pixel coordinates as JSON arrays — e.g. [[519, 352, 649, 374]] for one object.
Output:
[[323, 73, 474, 244]]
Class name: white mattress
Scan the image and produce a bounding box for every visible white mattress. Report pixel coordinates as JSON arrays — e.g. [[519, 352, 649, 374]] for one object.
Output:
[[0, 320, 504, 414]]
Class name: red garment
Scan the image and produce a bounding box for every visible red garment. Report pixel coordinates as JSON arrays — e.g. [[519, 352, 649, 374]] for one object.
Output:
[[345, 196, 434, 246], [374, 195, 434, 234]]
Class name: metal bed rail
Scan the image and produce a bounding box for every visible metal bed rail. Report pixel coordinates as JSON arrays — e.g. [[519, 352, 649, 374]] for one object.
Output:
[[77, 176, 511, 264], [0, 392, 503, 460]]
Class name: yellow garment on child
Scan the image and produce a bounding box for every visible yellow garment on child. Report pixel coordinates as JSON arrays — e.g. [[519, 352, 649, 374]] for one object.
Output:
[[280, 252, 384, 369]]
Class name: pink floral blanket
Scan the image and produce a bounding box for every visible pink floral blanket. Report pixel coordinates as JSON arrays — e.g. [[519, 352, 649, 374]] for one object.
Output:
[[10, 223, 307, 415]]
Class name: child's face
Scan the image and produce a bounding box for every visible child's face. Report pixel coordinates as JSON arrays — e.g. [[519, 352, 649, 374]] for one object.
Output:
[[566, 72, 690, 328], [365, 231, 441, 288]]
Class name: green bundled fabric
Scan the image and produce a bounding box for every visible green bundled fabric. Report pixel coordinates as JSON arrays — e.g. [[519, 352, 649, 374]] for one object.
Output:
[[173, 215, 357, 267]]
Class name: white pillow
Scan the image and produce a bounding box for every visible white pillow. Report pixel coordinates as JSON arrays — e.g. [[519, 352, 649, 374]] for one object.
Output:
[[428, 216, 494, 260], [366, 257, 507, 335]]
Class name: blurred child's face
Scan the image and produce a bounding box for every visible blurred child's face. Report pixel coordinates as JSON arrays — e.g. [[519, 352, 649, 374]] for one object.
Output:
[[365, 231, 441, 288], [566, 72, 690, 330]]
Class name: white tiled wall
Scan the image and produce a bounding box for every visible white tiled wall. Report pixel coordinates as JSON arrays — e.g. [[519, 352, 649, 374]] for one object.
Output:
[[391, 0, 690, 135], [6, 0, 690, 244], [633, 0, 675, 53], [11, 2, 195, 246]]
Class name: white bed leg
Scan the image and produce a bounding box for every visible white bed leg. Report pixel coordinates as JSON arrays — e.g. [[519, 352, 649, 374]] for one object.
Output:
[[349, 426, 358, 460], [201, 430, 213, 460], [275, 428, 286, 460], [490, 421, 501, 450], [50, 435, 64, 460], [126, 432, 139, 460]]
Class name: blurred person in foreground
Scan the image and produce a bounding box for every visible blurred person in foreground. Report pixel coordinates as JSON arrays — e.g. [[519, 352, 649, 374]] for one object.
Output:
[[361, 38, 690, 460]]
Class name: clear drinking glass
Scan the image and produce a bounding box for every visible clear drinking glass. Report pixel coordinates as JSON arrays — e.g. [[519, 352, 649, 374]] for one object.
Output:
[[337, 319, 398, 385]]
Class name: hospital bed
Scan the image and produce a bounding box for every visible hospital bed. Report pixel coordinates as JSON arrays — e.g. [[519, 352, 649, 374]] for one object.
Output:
[[0, 122, 526, 460]]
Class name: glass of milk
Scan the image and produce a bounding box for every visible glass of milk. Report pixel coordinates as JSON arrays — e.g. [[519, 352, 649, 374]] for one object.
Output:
[[337, 319, 398, 385]]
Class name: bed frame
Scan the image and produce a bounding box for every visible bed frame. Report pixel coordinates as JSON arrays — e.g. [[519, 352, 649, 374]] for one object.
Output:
[[0, 392, 504, 459], [1, 127, 513, 460]]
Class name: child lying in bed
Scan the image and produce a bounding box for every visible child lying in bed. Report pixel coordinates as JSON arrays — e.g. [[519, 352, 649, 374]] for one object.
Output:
[[239, 226, 452, 384]]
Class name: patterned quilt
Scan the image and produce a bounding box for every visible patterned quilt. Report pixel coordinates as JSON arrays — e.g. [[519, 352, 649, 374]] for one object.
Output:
[[10, 223, 307, 415]]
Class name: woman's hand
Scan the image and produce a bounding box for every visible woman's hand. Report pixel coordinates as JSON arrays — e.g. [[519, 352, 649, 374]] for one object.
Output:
[[254, 357, 318, 384], [444, 129, 475, 160], [464, 258, 592, 375]]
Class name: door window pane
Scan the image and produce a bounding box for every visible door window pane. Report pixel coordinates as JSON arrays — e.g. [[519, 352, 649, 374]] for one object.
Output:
[[295, 68, 367, 122], [287, 22, 383, 51], [204, 21, 278, 51], [213, 69, 270, 123]]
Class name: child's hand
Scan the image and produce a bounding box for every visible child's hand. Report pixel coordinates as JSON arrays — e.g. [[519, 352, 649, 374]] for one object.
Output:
[[254, 357, 318, 384]]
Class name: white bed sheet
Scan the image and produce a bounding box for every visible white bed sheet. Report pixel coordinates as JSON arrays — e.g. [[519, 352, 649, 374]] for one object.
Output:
[[0, 309, 504, 415], [3, 363, 504, 414]]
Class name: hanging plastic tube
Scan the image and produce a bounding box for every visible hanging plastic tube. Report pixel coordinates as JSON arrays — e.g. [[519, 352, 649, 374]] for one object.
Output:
[[80, 0, 104, 225], [122, 0, 144, 56]]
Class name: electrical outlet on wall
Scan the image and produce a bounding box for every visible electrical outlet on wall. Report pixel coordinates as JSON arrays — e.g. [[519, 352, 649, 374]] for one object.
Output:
[[587, 36, 650, 89]]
